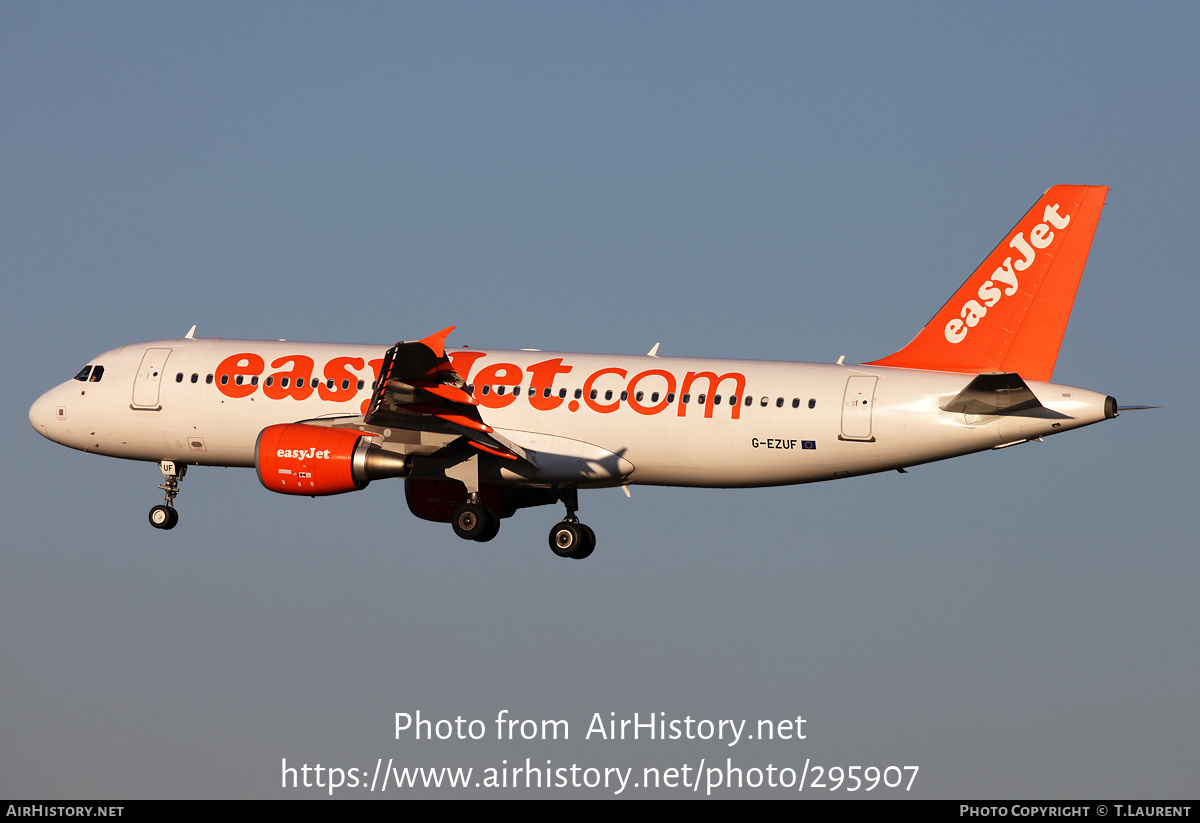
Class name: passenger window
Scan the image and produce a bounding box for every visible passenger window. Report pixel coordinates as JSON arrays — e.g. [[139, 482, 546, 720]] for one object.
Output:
[[74, 366, 91, 382], [714, 395, 721, 404], [682, 394, 690, 404], [590, 390, 597, 400], [574, 389, 583, 400], [730, 395, 737, 406], [667, 393, 675, 403], [176, 373, 183, 382], [620, 391, 628, 401], [357, 380, 365, 390], [206, 374, 214, 385], [481, 385, 491, 395], [604, 390, 613, 401], [341, 379, 350, 390], [327, 379, 335, 389], [792, 398, 799, 408], [265, 376, 274, 387], [497, 386, 506, 396], [543, 387, 551, 398], [280, 377, 289, 388], [744, 396, 752, 406], [558, 388, 567, 398], [529, 387, 536, 397], [760, 397, 768, 407], [251, 376, 258, 386], [191, 373, 198, 383], [776, 397, 784, 408], [235, 375, 243, 385], [808, 398, 816, 409], [698, 394, 706, 405], [636, 391, 644, 402], [651, 392, 659, 402]]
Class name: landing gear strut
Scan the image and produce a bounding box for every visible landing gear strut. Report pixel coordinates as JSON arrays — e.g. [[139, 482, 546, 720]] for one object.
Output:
[[149, 460, 185, 530], [548, 488, 596, 559]]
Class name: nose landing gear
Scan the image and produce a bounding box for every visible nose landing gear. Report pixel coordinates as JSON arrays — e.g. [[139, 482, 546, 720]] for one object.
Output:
[[149, 461, 185, 530]]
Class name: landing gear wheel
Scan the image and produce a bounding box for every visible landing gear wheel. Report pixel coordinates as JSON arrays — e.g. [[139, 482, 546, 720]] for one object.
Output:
[[473, 508, 500, 543], [572, 524, 596, 559], [452, 503, 490, 541], [149, 505, 177, 530], [549, 522, 583, 558]]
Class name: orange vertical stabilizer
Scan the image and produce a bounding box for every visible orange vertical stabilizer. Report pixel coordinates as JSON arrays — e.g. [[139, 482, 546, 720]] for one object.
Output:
[[866, 185, 1108, 381]]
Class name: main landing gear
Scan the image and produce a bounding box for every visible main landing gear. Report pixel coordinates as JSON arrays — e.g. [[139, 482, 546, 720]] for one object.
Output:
[[446, 486, 598, 559], [149, 460, 185, 531], [451, 494, 500, 543], [548, 488, 595, 560]]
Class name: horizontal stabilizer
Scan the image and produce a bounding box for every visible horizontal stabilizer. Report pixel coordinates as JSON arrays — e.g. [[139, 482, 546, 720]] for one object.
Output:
[[940, 372, 1043, 415]]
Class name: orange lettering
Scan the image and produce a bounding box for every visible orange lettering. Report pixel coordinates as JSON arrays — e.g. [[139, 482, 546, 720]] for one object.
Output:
[[583, 367, 628, 414], [627, 369, 676, 415], [263, 356, 316, 401], [319, 356, 364, 402], [473, 362, 523, 409], [215, 353, 264, 399], [679, 371, 746, 418], [526, 358, 573, 411]]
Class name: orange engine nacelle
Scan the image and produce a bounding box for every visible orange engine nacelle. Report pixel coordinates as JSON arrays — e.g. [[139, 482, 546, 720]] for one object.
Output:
[[255, 423, 409, 496]]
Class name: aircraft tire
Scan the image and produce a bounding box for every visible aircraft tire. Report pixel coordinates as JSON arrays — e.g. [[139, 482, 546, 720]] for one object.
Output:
[[572, 524, 596, 559], [149, 505, 172, 530], [549, 522, 583, 558], [473, 508, 500, 543], [452, 503, 489, 541]]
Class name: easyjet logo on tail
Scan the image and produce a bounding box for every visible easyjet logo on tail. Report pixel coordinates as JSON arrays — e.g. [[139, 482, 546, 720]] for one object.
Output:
[[944, 202, 1072, 344]]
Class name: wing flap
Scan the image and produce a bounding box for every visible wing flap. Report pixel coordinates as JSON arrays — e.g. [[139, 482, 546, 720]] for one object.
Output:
[[364, 327, 529, 462]]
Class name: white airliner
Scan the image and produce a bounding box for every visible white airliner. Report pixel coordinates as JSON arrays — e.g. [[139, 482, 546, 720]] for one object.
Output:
[[30, 185, 1125, 559]]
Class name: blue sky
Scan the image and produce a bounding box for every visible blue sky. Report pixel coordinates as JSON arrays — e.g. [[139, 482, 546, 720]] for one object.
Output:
[[2, 2, 1197, 797]]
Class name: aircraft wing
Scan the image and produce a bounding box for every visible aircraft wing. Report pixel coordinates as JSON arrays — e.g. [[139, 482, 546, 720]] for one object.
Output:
[[363, 327, 528, 462]]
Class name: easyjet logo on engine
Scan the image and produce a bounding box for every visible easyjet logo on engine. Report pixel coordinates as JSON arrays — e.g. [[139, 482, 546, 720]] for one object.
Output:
[[276, 448, 333, 460], [215, 350, 747, 420], [944, 202, 1072, 344]]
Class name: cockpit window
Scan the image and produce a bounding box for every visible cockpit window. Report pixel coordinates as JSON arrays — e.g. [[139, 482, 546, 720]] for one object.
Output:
[[89, 366, 104, 382], [74, 366, 92, 381]]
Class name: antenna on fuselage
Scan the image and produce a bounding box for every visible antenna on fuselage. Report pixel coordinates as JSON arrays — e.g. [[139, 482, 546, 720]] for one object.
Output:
[[185, 325, 196, 339]]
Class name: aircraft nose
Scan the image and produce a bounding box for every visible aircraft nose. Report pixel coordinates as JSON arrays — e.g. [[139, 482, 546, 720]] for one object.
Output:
[[29, 390, 53, 438]]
